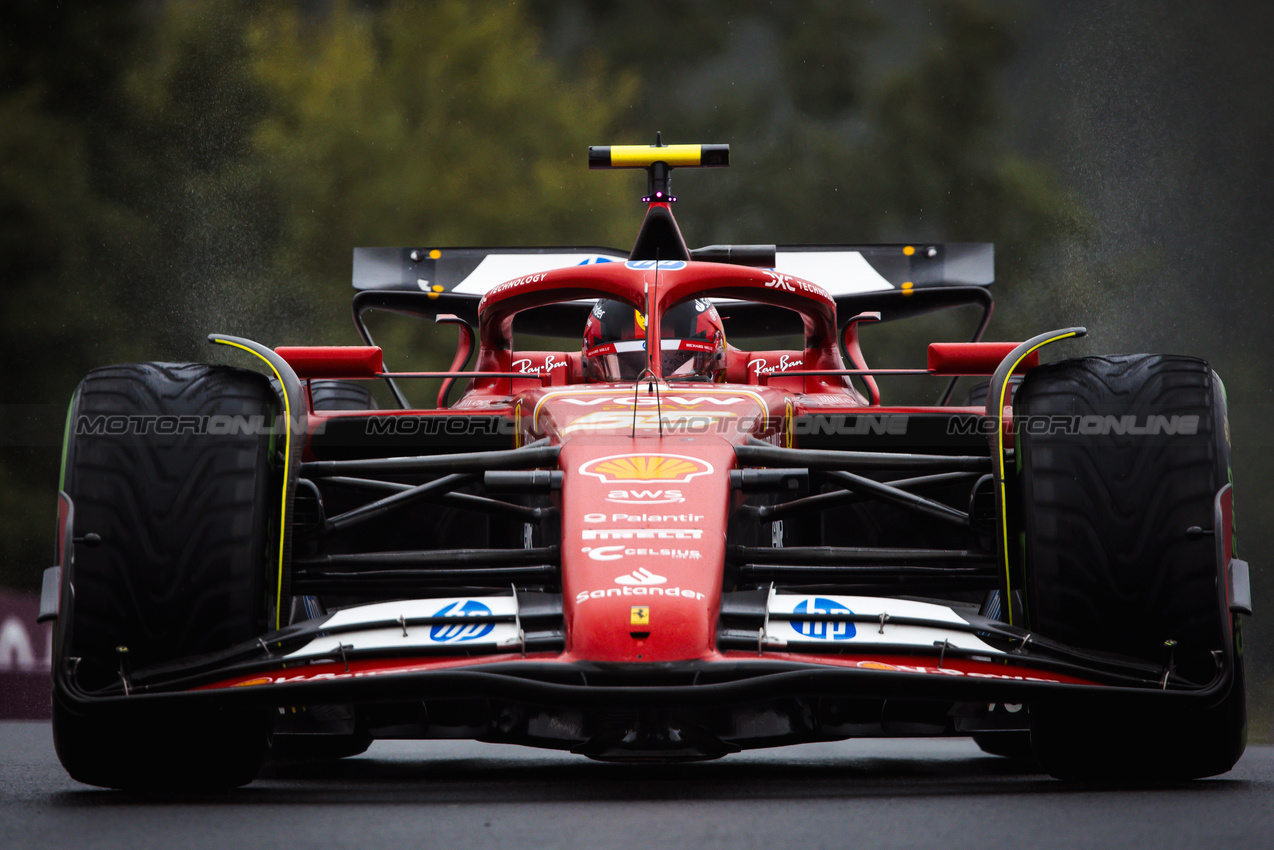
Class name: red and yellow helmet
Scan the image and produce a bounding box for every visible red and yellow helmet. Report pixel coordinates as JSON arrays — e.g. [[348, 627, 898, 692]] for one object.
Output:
[[582, 298, 726, 382]]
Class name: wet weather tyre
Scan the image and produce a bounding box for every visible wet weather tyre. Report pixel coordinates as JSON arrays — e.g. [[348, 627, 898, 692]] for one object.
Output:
[[308, 380, 376, 411], [53, 362, 278, 789], [268, 732, 374, 762], [971, 731, 1036, 761], [1016, 354, 1245, 781], [964, 376, 1022, 407]]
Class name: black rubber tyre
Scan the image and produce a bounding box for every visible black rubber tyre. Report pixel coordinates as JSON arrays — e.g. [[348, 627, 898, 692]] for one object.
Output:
[[52, 693, 272, 791], [964, 375, 1022, 407], [268, 733, 374, 762], [53, 362, 278, 789], [309, 379, 376, 411], [1016, 354, 1245, 781], [971, 730, 1036, 761]]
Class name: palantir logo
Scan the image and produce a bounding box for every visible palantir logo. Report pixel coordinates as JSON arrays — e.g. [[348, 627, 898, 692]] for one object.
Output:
[[792, 597, 856, 640], [429, 600, 495, 643]]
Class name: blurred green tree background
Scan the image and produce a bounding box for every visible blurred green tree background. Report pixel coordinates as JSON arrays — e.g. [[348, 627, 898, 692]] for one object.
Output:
[[2, 0, 1068, 585], [3, 0, 1269, 731]]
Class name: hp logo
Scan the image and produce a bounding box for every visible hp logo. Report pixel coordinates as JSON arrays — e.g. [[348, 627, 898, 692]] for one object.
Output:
[[429, 600, 495, 643], [791, 598, 856, 640]]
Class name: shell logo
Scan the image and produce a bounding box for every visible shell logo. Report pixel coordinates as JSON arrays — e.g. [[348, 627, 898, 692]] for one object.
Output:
[[579, 453, 714, 483]]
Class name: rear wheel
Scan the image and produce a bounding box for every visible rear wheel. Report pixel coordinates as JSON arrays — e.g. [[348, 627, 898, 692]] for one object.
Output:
[[964, 375, 1022, 407], [269, 732, 373, 762], [53, 362, 278, 789], [309, 379, 376, 411], [971, 730, 1035, 761], [1016, 354, 1244, 781]]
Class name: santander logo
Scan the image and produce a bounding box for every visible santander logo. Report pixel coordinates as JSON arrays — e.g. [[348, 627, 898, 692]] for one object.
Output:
[[614, 568, 667, 586]]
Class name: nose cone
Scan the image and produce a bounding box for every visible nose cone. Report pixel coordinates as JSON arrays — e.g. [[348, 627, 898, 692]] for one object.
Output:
[[559, 437, 734, 662]]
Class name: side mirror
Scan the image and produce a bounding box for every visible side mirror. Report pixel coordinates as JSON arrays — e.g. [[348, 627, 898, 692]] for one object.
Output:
[[435, 314, 475, 409], [841, 311, 882, 405]]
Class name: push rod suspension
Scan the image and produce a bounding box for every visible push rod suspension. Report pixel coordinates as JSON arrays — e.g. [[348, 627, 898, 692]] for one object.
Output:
[[301, 443, 560, 477], [753, 471, 980, 520], [735, 442, 989, 473]]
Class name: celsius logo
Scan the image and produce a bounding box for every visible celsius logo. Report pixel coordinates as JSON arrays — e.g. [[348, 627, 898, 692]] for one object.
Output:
[[428, 600, 495, 643], [792, 598, 856, 641], [614, 568, 667, 586], [582, 546, 700, 562]]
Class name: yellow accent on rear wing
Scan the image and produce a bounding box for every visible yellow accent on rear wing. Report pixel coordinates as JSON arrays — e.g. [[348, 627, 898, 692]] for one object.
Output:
[[589, 143, 729, 169]]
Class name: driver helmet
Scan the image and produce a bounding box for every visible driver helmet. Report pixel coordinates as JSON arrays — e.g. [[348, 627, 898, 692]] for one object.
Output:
[[582, 298, 726, 382]]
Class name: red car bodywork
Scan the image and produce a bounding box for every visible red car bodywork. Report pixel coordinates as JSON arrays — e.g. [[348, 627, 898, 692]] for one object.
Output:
[[52, 147, 1241, 768]]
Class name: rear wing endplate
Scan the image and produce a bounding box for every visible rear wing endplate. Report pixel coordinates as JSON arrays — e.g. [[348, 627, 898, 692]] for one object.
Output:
[[353, 243, 994, 299]]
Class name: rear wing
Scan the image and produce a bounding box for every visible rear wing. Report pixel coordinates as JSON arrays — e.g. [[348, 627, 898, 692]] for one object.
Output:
[[353, 247, 627, 295], [778, 243, 992, 294], [352, 243, 994, 297], [352, 243, 995, 341]]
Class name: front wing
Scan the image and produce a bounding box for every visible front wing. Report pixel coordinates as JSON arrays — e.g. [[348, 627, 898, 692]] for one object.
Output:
[[54, 589, 1240, 753]]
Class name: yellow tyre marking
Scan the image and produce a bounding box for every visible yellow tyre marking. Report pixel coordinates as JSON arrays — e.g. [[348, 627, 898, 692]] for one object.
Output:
[[212, 338, 292, 631], [995, 330, 1080, 625]]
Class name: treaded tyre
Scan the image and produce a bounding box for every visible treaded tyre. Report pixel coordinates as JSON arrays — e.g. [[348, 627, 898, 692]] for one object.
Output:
[[309, 379, 376, 411], [269, 732, 374, 762], [971, 730, 1036, 761], [1017, 354, 1245, 781], [53, 362, 278, 789], [964, 376, 1022, 407]]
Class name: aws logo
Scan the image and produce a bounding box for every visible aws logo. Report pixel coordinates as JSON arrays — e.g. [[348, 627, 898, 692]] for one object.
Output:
[[579, 454, 714, 483], [606, 488, 685, 505]]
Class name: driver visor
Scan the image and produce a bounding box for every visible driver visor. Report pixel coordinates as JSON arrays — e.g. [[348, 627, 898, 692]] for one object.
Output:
[[584, 338, 715, 381]]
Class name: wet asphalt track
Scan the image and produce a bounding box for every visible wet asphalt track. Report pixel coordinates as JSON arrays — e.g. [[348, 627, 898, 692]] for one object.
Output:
[[3, 721, 1274, 849]]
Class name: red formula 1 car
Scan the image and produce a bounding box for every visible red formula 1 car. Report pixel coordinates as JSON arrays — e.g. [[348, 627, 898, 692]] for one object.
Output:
[[44, 142, 1250, 788]]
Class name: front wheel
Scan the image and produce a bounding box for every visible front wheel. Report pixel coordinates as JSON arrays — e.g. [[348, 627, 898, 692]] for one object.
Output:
[[1016, 354, 1245, 781], [53, 362, 278, 789], [971, 730, 1036, 761]]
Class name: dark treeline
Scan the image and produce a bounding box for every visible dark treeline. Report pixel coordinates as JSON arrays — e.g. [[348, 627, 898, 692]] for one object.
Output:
[[1, 0, 1068, 583]]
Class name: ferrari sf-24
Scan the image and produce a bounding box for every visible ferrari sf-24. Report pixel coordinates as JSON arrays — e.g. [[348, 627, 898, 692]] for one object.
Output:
[[43, 142, 1250, 788]]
